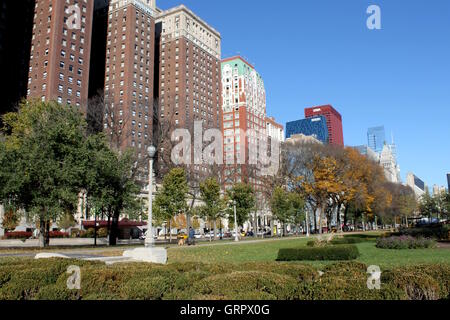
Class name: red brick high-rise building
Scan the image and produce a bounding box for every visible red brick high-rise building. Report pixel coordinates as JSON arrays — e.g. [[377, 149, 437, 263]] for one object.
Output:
[[27, 0, 95, 108], [103, 0, 158, 159], [305, 105, 344, 146], [155, 5, 222, 177], [221, 56, 267, 191]]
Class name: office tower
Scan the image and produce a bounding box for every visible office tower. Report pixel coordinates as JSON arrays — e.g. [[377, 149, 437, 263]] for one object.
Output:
[[380, 144, 401, 183], [304, 105, 344, 146], [432, 185, 446, 196], [221, 56, 266, 190], [0, 0, 35, 118], [367, 126, 386, 154], [155, 5, 222, 175], [103, 0, 157, 159], [27, 0, 96, 108], [406, 172, 426, 199], [266, 117, 284, 142], [286, 116, 329, 144], [447, 173, 450, 191]]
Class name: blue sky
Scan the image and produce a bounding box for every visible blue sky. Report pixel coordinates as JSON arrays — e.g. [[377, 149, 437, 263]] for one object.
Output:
[[159, 0, 450, 188]]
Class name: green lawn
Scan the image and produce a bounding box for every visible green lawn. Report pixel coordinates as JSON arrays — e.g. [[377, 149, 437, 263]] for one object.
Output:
[[168, 235, 450, 269]]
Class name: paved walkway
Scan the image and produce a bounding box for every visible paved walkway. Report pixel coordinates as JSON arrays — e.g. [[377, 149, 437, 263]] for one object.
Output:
[[0, 231, 385, 258]]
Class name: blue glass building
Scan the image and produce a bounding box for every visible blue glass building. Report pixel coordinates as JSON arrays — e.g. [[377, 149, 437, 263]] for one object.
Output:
[[286, 116, 329, 144], [367, 126, 386, 153]]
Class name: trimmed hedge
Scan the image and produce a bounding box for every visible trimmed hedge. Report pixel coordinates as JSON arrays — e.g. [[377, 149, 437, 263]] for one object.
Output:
[[277, 245, 360, 261], [331, 237, 373, 245], [376, 236, 436, 249], [396, 225, 450, 240], [0, 258, 448, 300]]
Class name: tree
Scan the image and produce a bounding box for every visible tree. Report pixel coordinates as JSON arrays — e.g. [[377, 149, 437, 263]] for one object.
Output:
[[153, 168, 188, 243], [81, 134, 140, 245], [0, 101, 88, 247], [226, 183, 255, 230], [0, 206, 20, 231], [287, 192, 306, 234], [0, 100, 140, 247], [419, 189, 437, 220], [270, 187, 306, 236], [57, 212, 77, 231], [270, 187, 291, 236], [198, 177, 225, 241]]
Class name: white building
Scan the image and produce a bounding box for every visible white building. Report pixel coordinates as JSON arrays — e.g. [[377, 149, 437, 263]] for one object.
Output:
[[406, 172, 426, 199], [379, 144, 401, 183], [266, 116, 284, 142]]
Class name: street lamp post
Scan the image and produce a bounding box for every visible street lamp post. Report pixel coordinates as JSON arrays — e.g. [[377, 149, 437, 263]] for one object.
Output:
[[145, 145, 156, 248], [122, 145, 167, 264], [233, 200, 239, 242]]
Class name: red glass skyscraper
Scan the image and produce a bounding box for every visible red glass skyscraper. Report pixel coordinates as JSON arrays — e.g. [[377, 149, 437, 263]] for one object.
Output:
[[305, 105, 344, 146]]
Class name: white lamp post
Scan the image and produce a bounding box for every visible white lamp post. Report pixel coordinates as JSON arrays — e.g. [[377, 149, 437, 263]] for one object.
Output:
[[123, 145, 167, 264], [233, 200, 239, 242], [145, 145, 156, 248]]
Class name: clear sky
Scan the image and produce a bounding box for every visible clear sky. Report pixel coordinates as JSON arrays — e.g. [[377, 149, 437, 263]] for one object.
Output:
[[158, 0, 450, 188]]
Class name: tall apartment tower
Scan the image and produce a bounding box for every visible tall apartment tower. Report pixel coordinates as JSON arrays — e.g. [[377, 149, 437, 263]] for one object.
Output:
[[27, 0, 95, 108], [367, 126, 386, 154], [0, 0, 35, 118], [221, 56, 267, 190], [305, 105, 344, 146], [103, 0, 157, 158], [155, 5, 222, 174]]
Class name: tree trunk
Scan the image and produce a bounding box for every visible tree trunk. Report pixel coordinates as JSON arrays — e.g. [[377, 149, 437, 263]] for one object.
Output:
[[337, 203, 342, 232], [253, 211, 257, 238], [343, 206, 349, 228], [38, 219, 45, 248], [213, 220, 217, 241], [109, 213, 119, 246], [313, 206, 318, 233], [169, 220, 172, 244]]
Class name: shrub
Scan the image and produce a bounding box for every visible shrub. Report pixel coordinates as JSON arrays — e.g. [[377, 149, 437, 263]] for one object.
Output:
[[397, 225, 450, 240], [376, 236, 436, 249], [98, 228, 108, 238], [193, 271, 300, 300], [120, 276, 171, 300], [383, 264, 450, 300], [3, 232, 32, 239], [382, 271, 442, 300], [331, 237, 372, 245], [300, 275, 406, 300], [277, 245, 360, 261], [49, 231, 69, 238]]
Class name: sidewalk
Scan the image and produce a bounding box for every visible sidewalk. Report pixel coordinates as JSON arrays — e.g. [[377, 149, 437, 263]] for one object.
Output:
[[0, 238, 142, 248]]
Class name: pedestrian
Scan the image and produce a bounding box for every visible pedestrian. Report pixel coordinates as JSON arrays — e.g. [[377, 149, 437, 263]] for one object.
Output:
[[188, 227, 195, 246]]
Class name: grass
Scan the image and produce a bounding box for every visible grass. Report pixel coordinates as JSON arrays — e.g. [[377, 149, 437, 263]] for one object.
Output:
[[167, 234, 450, 269], [1, 232, 448, 269]]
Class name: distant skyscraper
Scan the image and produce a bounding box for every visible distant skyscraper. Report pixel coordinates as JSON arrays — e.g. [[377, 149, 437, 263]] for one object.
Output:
[[380, 144, 401, 183], [27, 0, 96, 107], [286, 116, 329, 144], [367, 126, 386, 154], [406, 172, 426, 199], [304, 105, 344, 146], [221, 56, 266, 190], [103, 0, 158, 156], [447, 173, 450, 191], [266, 117, 284, 142]]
